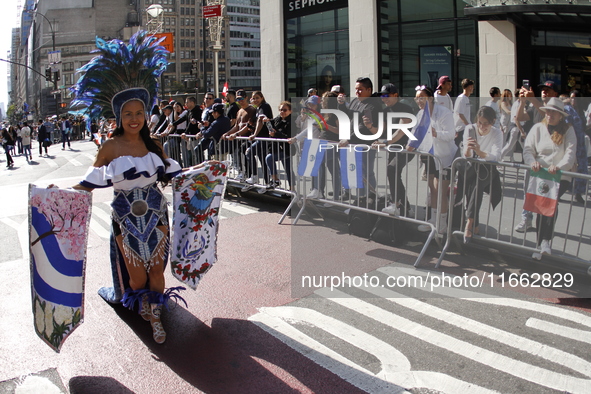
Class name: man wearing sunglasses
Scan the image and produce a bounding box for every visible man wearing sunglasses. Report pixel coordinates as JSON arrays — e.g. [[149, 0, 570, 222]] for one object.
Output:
[[337, 77, 380, 203]]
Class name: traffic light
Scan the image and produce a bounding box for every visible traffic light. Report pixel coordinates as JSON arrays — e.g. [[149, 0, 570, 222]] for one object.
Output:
[[54, 70, 61, 81], [45, 68, 52, 82]]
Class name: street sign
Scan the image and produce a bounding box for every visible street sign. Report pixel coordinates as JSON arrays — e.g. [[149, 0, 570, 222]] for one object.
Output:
[[48, 50, 61, 65], [203, 4, 222, 18], [154, 32, 174, 54]]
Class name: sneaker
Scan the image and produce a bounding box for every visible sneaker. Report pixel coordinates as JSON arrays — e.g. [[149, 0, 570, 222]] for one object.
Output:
[[417, 212, 437, 233], [515, 220, 533, 233], [417, 223, 432, 232], [540, 240, 552, 256], [241, 184, 255, 192], [532, 251, 542, 261], [245, 176, 258, 184], [257, 187, 267, 194], [382, 204, 400, 216], [266, 182, 276, 190], [307, 189, 324, 199], [236, 173, 245, 182]]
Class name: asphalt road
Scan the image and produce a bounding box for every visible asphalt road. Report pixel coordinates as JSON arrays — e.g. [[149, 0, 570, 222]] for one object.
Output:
[[1, 140, 591, 393]]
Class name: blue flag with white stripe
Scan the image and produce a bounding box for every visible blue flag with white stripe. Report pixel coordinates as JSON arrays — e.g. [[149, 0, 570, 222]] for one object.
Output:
[[29, 185, 92, 352], [407, 107, 431, 151], [298, 139, 327, 177], [339, 148, 365, 189]]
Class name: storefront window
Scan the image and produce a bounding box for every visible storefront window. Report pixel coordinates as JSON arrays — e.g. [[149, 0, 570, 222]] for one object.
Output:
[[286, 7, 349, 98], [379, 0, 477, 97]]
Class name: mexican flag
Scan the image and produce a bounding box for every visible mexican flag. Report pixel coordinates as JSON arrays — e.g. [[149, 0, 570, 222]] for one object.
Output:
[[523, 168, 561, 217]]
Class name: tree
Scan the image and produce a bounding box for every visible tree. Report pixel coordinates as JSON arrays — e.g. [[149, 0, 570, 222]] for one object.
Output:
[[31, 190, 91, 261]]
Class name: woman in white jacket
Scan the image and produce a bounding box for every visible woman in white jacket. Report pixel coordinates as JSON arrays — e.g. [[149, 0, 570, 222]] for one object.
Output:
[[523, 97, 576, 260], [411, 86, 458, 234]]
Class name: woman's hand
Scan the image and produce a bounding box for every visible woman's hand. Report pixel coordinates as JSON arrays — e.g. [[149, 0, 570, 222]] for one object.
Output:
[[531, 161, 541, 172], [548, 164, 559, 174], [288, 137, 296, 145]]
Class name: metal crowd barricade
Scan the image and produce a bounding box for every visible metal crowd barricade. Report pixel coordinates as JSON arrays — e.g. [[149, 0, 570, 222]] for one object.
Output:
[[437, 158, 591, 274], [155, 133, 297, 224], [292, 140, 447, 267]]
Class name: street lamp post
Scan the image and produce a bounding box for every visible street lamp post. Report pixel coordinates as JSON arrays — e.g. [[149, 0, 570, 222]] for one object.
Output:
[[26, 9, 59, 117], [26, 10, 57, 84], [145, 4, 165, 99]]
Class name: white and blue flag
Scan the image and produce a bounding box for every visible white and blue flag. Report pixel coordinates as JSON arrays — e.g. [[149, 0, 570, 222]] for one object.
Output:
[[339, 149, 365, 190], [297, 139, 327, 177], [407, 107, 433, 154]]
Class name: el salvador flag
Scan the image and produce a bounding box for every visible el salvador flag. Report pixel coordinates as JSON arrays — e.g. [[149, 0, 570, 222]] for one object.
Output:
[[298, 139, 327, 177], [340, 149, 365, 189], [407, 107, 432, 154]]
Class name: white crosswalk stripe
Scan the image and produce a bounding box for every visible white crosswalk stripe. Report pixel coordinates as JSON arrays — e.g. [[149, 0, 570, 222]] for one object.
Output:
[[249, 272, 591, 394]]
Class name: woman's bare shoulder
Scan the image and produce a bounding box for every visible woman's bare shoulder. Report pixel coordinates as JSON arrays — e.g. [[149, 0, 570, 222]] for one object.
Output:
[[93, 138, 118, 166]]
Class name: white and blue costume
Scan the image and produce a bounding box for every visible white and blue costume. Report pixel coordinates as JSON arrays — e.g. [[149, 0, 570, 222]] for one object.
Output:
[[80, 153, 181, 302]]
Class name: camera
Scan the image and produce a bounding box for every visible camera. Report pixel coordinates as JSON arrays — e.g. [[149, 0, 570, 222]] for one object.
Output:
[[522, 79, 530, 90]]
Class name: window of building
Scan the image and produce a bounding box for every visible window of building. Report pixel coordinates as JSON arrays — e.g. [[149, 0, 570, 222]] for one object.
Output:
[[378, 0, 477, 97], [286, 7, 349, 97]]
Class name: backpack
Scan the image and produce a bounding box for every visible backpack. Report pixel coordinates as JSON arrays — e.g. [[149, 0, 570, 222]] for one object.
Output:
[[370, 216, 407, 246], [347, 210, 377, 239], [347, 196, 386, 239]]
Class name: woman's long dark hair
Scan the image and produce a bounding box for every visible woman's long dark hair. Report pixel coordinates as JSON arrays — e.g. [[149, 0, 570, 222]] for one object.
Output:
[[111, 123, 169, 168]]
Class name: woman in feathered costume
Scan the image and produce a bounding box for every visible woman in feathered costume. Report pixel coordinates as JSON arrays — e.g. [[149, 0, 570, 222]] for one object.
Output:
[[69, 31, 185, 344]]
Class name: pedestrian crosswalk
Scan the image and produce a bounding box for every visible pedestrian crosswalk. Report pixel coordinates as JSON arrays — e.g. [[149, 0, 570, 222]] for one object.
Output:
[[249, 266, 591, 393]]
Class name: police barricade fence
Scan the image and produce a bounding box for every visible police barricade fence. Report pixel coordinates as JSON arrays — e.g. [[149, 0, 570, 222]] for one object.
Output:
[[154, 133, 297, 224], [293, 140, 447, 267], [437, 157, 591, 274]]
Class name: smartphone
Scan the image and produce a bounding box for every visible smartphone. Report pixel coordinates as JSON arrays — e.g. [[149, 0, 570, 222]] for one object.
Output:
[[522, 79, 530, 90]]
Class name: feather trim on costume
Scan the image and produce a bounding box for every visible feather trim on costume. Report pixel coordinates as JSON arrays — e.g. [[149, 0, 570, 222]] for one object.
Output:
[[148, 287, 187, 309], [122, 288, 150, 311], [70, 30, 169, 124]]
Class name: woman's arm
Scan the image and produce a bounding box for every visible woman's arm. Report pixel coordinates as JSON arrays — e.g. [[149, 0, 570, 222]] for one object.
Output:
[[522, 124, 539, 167], [482, 127, 504, 162], [555, 127, 577, 172], [433, 108, 456, 142]]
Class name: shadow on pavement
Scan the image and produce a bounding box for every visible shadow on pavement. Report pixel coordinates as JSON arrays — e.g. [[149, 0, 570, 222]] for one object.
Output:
[[112, 303, 367, 394], [69, 376, 134, 394]]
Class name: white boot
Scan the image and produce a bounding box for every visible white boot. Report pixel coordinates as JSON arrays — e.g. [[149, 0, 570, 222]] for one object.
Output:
[[150, 304, 166, 344], [418, 208, 437, 232]]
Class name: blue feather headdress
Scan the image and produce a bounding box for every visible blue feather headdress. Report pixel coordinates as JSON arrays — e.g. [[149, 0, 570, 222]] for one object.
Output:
[[70, 30, 169, 127]]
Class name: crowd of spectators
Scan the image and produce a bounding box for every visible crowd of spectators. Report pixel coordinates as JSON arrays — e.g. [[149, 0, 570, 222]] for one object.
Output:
[[6, 78, 588, 260]]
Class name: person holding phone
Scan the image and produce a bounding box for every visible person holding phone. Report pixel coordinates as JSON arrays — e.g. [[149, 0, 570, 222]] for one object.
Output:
[[461, 106, 504, 243], [337, 77, 380, 203]]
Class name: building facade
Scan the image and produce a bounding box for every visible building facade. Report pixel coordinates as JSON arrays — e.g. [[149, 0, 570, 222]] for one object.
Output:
[[227, 0, 261, 91], [260, 0, 591, 107], [12, 0, 263, 119]]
